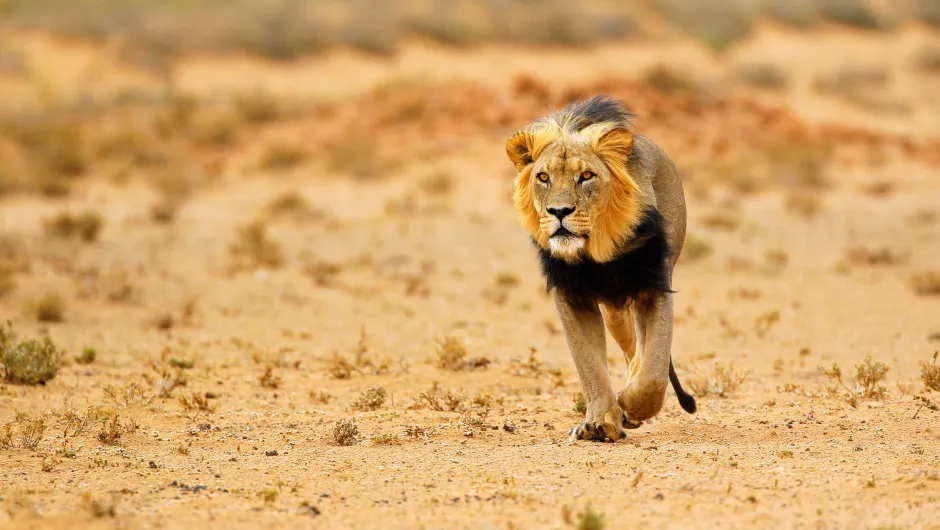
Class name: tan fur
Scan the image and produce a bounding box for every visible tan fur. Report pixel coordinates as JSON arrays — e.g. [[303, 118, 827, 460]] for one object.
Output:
[[506, 99, 687, 441]]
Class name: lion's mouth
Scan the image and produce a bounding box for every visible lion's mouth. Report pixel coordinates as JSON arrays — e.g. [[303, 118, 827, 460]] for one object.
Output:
[[551, 227, 584, 239]]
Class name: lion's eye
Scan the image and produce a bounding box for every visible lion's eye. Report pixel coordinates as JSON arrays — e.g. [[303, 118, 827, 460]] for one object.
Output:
[[536, 172, 550, 183], [580, 171, 595, 182]]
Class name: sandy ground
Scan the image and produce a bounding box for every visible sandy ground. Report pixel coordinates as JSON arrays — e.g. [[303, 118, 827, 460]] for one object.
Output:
[[1, 24, 940, 530]]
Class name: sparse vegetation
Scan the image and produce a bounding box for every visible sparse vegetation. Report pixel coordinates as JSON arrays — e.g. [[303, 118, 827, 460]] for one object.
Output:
[[688, 362, 750, 398], [351, 387, 387, 411], [96, 415, 128, 445], [259, 142, 308, 170], [75, 347, 97, 365], [855, 356, 889, 399], [434, 336, 490, 371], [310, 390, 334, 404], [104, 382, 152, 408], [845, 246, 904, 266], [179, 392, 217, 412], [43, 211, 103, 243], [84, 492, 117, 518], [641, 64, 700, 94], [234, 91, 283, 124], [0, 322, 63, 385], [372, 433, 401, 446], [823, 356, 889, 406], [737, 62, 789, 90], [34, 294, 66, 323], [921, 352, 940, 392], [416, 381, 465, 412], [911, 271, 940, 296], [1, 417, 46, 450], [573, 392, 586, 414], [229, 220, 285, 271], [332, 419, 359, 446], [569, 503, 605, 530], [259, 366, 283, 389]]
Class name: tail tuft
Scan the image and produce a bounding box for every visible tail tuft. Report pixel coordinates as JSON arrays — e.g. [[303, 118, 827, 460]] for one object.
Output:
[[669, 359, 697, 414]]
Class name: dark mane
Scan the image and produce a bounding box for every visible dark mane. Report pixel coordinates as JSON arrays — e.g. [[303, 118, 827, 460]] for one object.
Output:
[[552, 94, 636, 134], [536, 210, 672, 309]]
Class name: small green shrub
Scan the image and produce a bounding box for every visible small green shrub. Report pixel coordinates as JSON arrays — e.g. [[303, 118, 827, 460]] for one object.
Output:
[[0, 321, 63, 385]]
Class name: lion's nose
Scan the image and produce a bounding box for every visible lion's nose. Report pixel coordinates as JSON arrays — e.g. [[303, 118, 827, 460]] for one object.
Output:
[[547, 207, 575, 221]]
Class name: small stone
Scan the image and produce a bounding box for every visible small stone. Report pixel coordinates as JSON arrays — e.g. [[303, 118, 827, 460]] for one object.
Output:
[[265, 450, 279, 456]]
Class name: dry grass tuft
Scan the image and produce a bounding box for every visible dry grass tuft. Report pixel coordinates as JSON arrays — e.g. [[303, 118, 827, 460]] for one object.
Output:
[[700, 210, 739, 231], [785, 190, 823, 217], [420, 172, 454, 196], [0, 418, 46, 450], [0, 322, 63, 385], [43, 211, 103, 243], [310, 390, 334, 404], [104, 382, 152, 408], [911, 271, 940, 296], [372, 433, 401, 446], [921, 351, 940, 392], [434, 336, 490, 371], [229, 220, 285, 271], [74, 347, 97, 365], [326, 137, 385, 180], [148, 354, 188, 398], [332, 419, 359, 446], [688, 362, 750, 398], [179, 392, 217, 412], [259, 366, 283, 389], [96, 415, 132, 445], [737, 62, 789, 90], [845, 246, 905, 266], [149, 167, 198, 224], [259, 141, 308, 171], [563, 502, 605, 530], [327, 353, 356, 380], [416, 382, 465, 412], [265, 191, 323, 221], [823, 356, 890, 406], [573, 392, 586, 414], [641, 64, 700, 94], [916, 47, 940, 72], [509, 347, 553, 378], [84, 492, 117, 518], [855, 356, 889, 399], [234, 91, 283, 125], [34, 293, 66, 323], [0, 267, 15, 298], [351, 387, 387, 411]]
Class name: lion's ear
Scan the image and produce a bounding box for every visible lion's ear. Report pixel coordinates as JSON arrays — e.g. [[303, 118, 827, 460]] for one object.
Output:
[[506, 131, 535, 171], [594, 128, 634, 168]]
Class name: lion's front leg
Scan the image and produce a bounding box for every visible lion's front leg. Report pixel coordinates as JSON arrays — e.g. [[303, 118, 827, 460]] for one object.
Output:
[[554, 292, 625, 442], [618, 292, 673, 427]]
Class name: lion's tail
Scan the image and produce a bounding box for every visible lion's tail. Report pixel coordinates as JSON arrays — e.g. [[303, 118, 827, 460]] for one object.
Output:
[[669, 360, 697, 414]]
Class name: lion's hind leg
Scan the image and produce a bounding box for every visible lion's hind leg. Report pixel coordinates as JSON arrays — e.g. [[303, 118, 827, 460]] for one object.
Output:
[[600, 303, 637, 367]]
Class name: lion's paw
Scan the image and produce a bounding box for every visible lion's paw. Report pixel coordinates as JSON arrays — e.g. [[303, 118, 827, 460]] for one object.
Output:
[[568, 409, 627, 442], [568, 421, 625, 442]]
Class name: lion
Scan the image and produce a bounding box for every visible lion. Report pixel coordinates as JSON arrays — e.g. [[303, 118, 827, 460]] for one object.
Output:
[[505, 95, 696, 442]]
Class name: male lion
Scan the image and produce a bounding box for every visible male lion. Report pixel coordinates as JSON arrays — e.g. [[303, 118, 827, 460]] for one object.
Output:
[[505, 95, 696, 442]]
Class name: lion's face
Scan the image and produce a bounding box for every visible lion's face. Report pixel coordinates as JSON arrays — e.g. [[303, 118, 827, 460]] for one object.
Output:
[[528, 141, 614, 262], [507, 123, 642, 264]]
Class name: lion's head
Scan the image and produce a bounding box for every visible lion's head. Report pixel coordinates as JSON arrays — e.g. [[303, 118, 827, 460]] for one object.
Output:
[[505, 96, 645, 264]]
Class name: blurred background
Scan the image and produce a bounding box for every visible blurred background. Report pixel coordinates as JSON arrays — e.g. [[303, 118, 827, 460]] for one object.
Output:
[[1, 0, 939, 377], [1, 1, 940, 527]]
